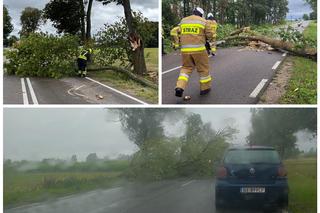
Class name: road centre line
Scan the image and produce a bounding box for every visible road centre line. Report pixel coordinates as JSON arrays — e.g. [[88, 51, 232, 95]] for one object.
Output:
[[26, 78, 39, 104], [20, 78, 29, 105], [85, 77, 148, 105], [163, 55, 213, 75], [272, 61, 282, 70], [162, 66, 182, 75], [282, 52, 287, 57], [181, 180, 195, 187], [249, 79, 268, 98]]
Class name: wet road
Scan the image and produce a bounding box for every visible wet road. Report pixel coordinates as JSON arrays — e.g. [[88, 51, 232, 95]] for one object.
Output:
[[5, 179, 272, 213]]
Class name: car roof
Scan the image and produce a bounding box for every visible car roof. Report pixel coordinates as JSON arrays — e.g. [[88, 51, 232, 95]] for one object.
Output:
[[227, 145, 275, 151]]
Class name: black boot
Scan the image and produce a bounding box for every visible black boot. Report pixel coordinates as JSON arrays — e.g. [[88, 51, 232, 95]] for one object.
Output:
[[200, 88, 211, 95], [175, 88, 184, 97]]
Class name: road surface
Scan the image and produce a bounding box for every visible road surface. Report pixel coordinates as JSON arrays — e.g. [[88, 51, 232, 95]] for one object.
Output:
[[162, 21, 310, 104], [5, 179, 268, 213], [3, 74, 148, 105]]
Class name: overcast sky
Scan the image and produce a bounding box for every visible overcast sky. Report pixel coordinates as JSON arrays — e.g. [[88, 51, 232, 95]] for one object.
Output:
[[4, 0, 311, 37], [4, 108, 316, 161], [4, 0, 159, 36]]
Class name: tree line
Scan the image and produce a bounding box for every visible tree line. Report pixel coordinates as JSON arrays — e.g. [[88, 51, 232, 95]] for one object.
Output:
[[163, 0, 289, 27]]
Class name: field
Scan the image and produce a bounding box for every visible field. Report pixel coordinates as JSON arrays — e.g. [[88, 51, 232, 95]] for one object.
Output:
[[4, 171, 124, 208], [285, 158, 317, 212], [303, 20, 317, 42]]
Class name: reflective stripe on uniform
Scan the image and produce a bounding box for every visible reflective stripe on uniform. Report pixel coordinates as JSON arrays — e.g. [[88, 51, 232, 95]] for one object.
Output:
[[200, 75, 212, 83], [180, 20, 206, 26], [181, 44, 206, 52], [180, 23, 205, 29], [78, 50, 88, 60], [178, 73, 190, 82]]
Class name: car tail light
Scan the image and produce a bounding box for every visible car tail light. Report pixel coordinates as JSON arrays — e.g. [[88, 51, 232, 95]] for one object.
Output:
[[278, 166, 287, 177], [217, 166, 227, 178]]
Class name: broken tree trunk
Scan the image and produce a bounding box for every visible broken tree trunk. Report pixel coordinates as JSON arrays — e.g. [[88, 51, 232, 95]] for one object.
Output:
[[87, 65, 157, 89]]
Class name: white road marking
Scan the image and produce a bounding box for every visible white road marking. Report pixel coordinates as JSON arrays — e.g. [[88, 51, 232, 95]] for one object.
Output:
[[272, 61, 282, 70], [20, 78, 29, 105], [282, 52, 287, 57], [163, 66, 182, 75], [26, 78, 39, 104], [249, 79, 268, 98], [163, 54, 213, 75], [85, 77, 148, 105], [181, 180, 195, 187]]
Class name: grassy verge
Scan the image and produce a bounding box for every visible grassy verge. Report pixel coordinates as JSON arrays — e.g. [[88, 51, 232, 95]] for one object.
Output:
[[279, 21, 317, 104], [285, 158, 317, 212], [303, 21, 317, 42], [89, 48, 158, 104], [4, 171, 125, 208]]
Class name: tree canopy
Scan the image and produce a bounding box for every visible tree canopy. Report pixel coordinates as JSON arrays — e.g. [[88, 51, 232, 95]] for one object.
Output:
[[3, 5, 14, 46], [20, 7, 42, 37], [247, 108, 316, 158]]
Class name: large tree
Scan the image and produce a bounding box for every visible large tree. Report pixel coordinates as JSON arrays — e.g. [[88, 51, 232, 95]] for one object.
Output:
[[44, 0, 94, 41], [3, 5, 14, 46], [20, 7, 42, 37], [97, 0, 148, 75], [247, 108, 316, 158]]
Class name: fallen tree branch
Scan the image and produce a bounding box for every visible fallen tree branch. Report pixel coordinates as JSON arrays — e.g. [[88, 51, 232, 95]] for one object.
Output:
[[88, 65, 158, 89], [224, 34, 317, 61]]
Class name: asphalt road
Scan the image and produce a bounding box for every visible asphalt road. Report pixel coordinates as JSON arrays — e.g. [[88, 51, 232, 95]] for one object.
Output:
[[162, 21, 310, 104], [162, 48, 285, 104], [3, 74, 148, 105], [5, 179, 268, 213]]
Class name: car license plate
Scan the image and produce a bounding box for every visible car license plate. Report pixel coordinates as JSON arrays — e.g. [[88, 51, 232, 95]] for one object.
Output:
[[240, 187, 265, 193]]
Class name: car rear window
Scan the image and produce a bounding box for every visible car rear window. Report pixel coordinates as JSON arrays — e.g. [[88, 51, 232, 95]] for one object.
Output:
[[224, 149, 281, 164]]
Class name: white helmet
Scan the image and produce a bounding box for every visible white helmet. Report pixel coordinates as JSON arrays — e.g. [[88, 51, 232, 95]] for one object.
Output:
[[207, 13, 214, 19], [194, 7, 204, 17]]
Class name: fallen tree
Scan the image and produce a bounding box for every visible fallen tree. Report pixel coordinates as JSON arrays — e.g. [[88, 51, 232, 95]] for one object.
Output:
[[221, 27, 317, 61], [88, 65, 157, 89]]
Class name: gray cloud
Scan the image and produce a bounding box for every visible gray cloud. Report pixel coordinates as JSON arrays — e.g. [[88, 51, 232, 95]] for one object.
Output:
[[4, 0, 159, 37]]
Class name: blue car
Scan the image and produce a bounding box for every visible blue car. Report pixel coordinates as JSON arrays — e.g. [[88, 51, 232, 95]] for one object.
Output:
[[215, 146, 288, 211]]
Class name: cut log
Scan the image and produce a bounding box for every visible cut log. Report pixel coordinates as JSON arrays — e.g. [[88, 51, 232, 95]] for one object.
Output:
[[88, 65, 158, 89], [224, 34, 317, 61]]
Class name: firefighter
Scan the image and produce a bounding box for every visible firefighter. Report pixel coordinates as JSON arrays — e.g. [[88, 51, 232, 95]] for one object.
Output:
[[206, 13, 218, 56], [170, 26, 180, 50], [173, 7, 214, 97], [77, 47, 92, 77]]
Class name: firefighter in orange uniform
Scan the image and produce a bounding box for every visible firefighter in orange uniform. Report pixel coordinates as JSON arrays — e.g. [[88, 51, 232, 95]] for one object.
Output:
[[206, 13, 218, 56], [170, 26, 181, 50], [172, 7, 214, 97]]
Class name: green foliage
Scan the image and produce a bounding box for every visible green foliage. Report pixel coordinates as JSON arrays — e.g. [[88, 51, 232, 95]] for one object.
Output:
[[303, 14, 309, 20], [5, 33, 79, 78], [128, 139, 180, 180], [3, 5, 14, 46], [20, 7, 42, 37], [44, 0, 84, 36], [216, 24, 236, 40], [247, 109, 317, 158], [278, 26, 316, 49], [95, 12, 158, 67]]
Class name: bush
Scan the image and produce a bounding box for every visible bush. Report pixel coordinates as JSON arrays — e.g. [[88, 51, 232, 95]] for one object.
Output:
[[5, 33, 79, 78]]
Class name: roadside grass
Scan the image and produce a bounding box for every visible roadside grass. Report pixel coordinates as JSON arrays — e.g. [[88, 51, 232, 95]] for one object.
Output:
[[4, 171, 125, 208], [89, 48, 158, 104], [90, 71, 158, 103], [279, 21, 317, 104], [285, 158, 317, 213], [303, 21, 317, 42]]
